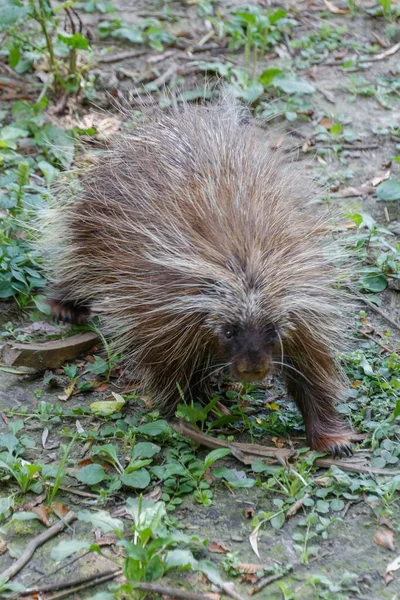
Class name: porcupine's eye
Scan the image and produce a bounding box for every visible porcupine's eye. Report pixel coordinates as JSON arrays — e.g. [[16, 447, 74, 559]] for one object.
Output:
[[224, 325, 238, 340]]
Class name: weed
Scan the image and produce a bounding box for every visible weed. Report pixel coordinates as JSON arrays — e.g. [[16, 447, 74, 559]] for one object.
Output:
[[0, 0, 93, 94]]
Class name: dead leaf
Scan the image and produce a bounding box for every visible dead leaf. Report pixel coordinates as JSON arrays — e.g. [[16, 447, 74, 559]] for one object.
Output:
[[94, 528, 117, 547], [1, 413, 10, 425], [244, 507, 255, 519], [249, 523, 262, 558], [323, 0, 349, 13], [51, 502, 71, 518], [374, 529, 395, 552], [22, 321, 63, 336], [22, 492, 47, 510], [42, 428, 49, 449], [0, 540, 8, 555], [384, 554, 400, 584], [58, 382, 75, 402], [286, 495, 308, 518], [379, 517, 395, 531], [319, 117, 334, 128], [371, 170, 390, 187], [144, 485, 163, 503], [337, 185, 373, 198], [93, 382, 110, 393], [209, 541, 230, 553], [31, 505, 51, 527], [272, 437, 286, 449]]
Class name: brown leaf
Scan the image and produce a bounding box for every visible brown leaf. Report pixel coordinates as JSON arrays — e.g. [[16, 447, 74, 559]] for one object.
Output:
[[93, 382, 110, 393], [209, 541, 230, 553], [94, 528, 117, 547], [379, 516, 395, 531], [51, 502, 71, 518], [0, 540, 8, 555], [337, 185, 373, 198], [384, 554, 400, 584], [286, 495, 307, 518], [144, 485, 163, 503], [319, 117, 334, 128], [323, 0, 349, 13], [374, 529, 395, 552], [22, 492, 47, 510], [1, 413, 10, 425], [272, 437, 286, 449], [58, 382, 75, 402], [79, 458, 94, 467], [371, 170, 391, 187], [31, 505, 51, 527]]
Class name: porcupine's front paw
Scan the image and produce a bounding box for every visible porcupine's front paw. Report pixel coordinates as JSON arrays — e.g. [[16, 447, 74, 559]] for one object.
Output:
[[309, 428, 353, 459], [48, 298, 91, 325]]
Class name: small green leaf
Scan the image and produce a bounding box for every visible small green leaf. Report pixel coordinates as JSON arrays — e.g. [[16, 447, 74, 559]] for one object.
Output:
[[271, 512, 285, 529], [259, 67, 282, 85], [75, 464, 106, 485], [392, 400, 400, 420], [121, 468, 151, 489], [8, 44, 20, 69], [361, 274, 388, 293], [131, 442, 161, 459], [51, 539, 92, 561], [38, 160, 59, 184], [165, 549, 197, 571], [330, 499, 345, 511], [204, 448, 231, 469], [377, 180, 400, 201], [273, 78, 315, 94], [12, 511, 40, 521], [315, 500, 330, 514], [77, 509, 123, 533], [58, 33, 90, 49], [136, 420, 170, 437], [330, 123, 342, 136]]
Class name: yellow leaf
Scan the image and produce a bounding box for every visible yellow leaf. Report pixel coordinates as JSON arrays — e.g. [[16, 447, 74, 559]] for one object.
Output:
[[89, 400, 125, 416], [267, 402, 280, 410]]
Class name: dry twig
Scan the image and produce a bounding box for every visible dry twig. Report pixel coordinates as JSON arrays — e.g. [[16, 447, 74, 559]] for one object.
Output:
[[0, 512, 76, 582]]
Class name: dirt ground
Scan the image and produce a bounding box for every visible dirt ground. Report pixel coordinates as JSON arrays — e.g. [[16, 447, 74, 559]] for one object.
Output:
[[1, 1, 400, 599]]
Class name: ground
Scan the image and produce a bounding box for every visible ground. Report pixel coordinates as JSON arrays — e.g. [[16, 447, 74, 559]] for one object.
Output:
[[0, 1, 400, 599]]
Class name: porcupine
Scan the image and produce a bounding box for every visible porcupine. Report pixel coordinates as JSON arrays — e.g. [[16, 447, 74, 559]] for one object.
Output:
[[43, 98, 353, 457]]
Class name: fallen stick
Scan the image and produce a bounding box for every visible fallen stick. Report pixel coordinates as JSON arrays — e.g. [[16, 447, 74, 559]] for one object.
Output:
[[133, 581, 245, 600], [172, 420, 295, 465], [46, 571, 121, 600], [21, 568, 121, 595], [0, 511, 76, 582]]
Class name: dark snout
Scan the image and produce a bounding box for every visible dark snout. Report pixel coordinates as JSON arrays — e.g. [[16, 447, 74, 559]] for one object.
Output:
[[231, 354, 271, 382]]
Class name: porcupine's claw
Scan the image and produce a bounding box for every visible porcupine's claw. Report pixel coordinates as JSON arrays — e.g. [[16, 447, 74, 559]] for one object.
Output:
[[330, 442, 353, 459]]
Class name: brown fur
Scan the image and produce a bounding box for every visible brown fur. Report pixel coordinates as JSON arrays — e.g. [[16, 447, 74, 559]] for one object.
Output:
[[42, 98, 353, 456]]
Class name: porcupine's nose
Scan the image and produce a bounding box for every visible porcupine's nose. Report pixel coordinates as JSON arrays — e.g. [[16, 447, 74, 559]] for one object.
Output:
[[234, 360, 270, 382]]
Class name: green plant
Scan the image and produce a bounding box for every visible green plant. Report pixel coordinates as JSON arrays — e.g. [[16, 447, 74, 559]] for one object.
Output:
[[45, 435, 75, 504], [98, 17, 174, 51], [0, 0, 92, 94], [347, 212, 400, 293]]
